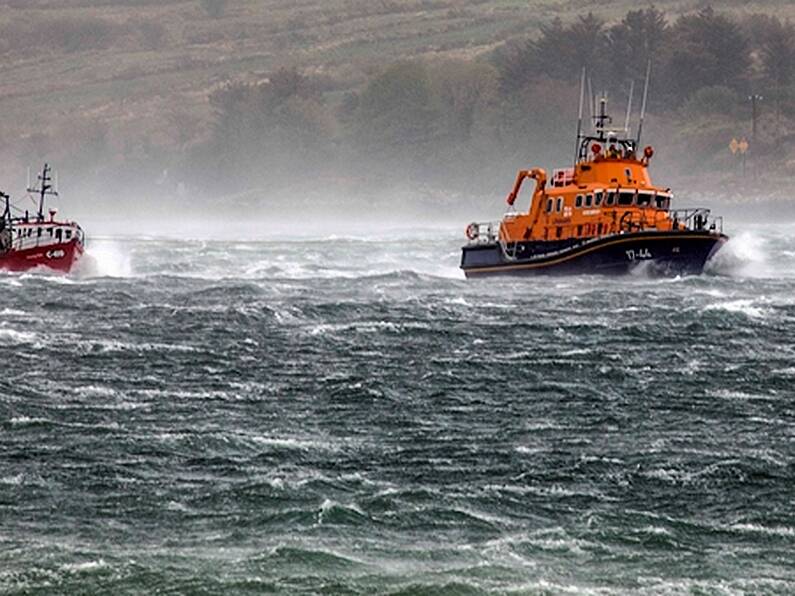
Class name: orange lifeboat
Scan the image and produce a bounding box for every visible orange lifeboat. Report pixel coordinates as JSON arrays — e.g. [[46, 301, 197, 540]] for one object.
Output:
[[461, 80, 727, 277]]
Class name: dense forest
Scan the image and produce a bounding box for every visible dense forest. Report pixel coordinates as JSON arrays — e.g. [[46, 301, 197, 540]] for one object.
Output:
[[5, 3, 795, 211]]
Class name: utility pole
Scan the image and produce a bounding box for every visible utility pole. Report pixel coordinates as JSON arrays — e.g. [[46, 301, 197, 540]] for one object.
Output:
[[748, 94, 763, 179]]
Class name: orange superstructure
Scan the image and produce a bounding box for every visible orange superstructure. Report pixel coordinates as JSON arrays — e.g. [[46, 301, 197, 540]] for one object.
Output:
[[499, 98, 681, 245]]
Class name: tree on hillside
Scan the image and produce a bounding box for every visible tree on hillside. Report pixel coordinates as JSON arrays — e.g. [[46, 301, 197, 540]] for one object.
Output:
[[202, 68, 333, 191], [758, 19, 795, 104], [353, 62, 443, 174], [495, 14, 608, 93], [429, 60, 499, 143], [606, 8, 668, 90], [663, 7, 750, 104]]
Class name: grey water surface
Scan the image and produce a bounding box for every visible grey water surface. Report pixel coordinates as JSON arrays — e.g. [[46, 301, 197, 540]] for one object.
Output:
[[1, 225, 793, 594]]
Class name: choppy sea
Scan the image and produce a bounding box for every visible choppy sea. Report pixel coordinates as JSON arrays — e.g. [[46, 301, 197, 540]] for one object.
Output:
[[1, 223, 794, 594]]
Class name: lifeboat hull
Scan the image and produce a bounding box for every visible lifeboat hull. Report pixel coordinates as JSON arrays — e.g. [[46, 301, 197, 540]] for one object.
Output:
[[0, 239, 83, 273], [461, 231, 727, 278]]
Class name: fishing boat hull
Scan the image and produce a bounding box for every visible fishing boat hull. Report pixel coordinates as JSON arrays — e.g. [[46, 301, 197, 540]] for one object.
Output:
[[461, 231, 727, 277], [0, 238, 83, 273]]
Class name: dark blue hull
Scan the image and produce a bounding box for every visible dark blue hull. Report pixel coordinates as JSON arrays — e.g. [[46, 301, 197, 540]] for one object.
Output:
[[461, 231, 728, 277]]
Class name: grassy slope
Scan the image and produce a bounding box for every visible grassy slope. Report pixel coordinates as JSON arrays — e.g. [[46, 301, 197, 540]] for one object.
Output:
[[0, 0, 793, 175]]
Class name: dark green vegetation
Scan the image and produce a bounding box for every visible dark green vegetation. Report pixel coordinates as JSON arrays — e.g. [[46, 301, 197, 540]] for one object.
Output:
[[1, 1, 794, 207]]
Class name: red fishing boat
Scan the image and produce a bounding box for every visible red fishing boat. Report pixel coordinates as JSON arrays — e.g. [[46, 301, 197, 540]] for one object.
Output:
[[0, 164, 85, 273]]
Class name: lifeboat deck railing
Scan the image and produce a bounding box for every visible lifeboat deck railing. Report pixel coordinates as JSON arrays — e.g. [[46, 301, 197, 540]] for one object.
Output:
[[619, 208, 722, 234]]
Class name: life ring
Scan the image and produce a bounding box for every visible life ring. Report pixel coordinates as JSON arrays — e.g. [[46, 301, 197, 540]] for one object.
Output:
[[466, 223, 479, 241]]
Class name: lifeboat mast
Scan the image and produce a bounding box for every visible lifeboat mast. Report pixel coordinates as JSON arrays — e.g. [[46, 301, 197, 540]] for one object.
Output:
[[574, 61, 651, 165]]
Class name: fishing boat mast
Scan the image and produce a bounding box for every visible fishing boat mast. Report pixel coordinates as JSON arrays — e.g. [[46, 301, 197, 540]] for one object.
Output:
[[27, 163, 58, 221]]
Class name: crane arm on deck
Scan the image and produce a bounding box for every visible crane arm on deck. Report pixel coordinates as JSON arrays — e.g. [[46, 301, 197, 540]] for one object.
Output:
[[506, 168, 547, 208]]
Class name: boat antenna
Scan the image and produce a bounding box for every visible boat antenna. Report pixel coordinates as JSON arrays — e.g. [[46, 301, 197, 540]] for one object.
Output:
[[588, 76, 595, 132], [574, 67, 586, 163], [623, 79, 635, 135], [636, 60, 652, 147], [27, 163, 58, 221]]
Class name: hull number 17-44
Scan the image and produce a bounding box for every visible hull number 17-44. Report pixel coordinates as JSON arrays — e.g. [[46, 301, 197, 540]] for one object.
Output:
[[625, 248, 652, 261]]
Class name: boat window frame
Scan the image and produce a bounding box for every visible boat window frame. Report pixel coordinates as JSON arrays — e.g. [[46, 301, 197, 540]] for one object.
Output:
[[595, 191, 603, 206], [606, 191, 616, 206], [585, 194, 593, 207], [546, 198, 553, 213], [637, 192, 653, 207], [618, 191, 635, 206], [575, 195, 583, 208], [556, 197, 563, 212]]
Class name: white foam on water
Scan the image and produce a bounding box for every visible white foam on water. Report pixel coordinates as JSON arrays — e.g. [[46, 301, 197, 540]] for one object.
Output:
[[729, 523, 795, 537], [704, 298, 768, 318], [60, 560, 107, 573], [706, 230, 771, 278], [77, 238, 133, 278], [9, 416, 49, 426], [0, 328, 36, 344]]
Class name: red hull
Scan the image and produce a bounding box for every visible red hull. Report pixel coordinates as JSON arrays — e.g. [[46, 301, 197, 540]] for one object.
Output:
[[0, 239, 83, 273]]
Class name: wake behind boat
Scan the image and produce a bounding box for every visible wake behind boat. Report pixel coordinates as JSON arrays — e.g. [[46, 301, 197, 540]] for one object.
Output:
[[0, 164, 85, 273], [461, 70, 727, 278]]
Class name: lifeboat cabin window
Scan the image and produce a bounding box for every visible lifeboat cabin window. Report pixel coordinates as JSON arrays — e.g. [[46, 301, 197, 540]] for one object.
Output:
[[56, 229, 62, 242], [618, 191, 635, 206], [66, 230, 72, 240], [585, 194, 593, 207], [27, 228, 32, 237], [575, 195, 583, 208], [595, 191, 603, 206], [606, 191, 616, 206], [637, 193, 652, 206], [546, 198, 553, 213], [37, 228, 42, 237], [656, 195, 670, 210], [556, 197, 563, 212]]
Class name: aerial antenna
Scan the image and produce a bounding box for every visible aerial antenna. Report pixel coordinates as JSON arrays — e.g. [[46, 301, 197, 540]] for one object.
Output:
[[588, 77, 595, 132], [636, 60, 652, 146], [623, 79, 635, 135], [27, 163, 58, 221], [574, 67, 586, 163]]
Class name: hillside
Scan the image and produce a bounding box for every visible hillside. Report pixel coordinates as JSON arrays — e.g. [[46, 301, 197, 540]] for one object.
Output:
[[0, 0, 794, 203]]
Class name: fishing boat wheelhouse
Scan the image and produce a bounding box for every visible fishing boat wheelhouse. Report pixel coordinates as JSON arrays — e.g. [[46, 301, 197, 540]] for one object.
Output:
[[0, 164, 85, 273], [461, 70, 727, 277]]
